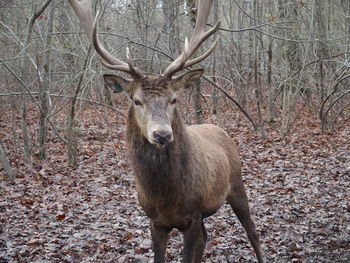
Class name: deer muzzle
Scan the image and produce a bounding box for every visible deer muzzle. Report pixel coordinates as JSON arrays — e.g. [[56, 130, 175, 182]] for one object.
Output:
[[147, 122, 173, 146], [153, 130, 173, 145]]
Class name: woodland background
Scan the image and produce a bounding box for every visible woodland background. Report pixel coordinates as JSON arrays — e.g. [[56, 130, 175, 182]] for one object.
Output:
[[0, 0, 349, 262]]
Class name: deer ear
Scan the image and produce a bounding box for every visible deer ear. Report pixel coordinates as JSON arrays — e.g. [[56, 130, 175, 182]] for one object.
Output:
[[171, 69, 204, 91], [103, 74, 133, 94]]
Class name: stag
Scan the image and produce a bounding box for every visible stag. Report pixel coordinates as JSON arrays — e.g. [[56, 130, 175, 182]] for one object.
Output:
[[68, 0, 265, 262]]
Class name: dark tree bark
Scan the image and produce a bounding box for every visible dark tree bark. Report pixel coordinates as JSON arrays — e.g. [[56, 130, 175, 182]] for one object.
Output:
[[65, 48, 91, 166], [315, 0, 330, 104], [187, 0, 204, 124], [0, 139, 14, 184], [19, 0, 54, 162], [38, 0, 55, 160]]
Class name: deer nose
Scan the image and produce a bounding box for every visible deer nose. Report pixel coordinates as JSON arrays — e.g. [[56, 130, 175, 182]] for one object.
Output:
[[153, 131, 172, 145]]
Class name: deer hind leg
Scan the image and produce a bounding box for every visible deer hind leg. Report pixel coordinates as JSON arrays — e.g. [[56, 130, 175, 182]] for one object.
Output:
[[182, 214, 207, 263], [227, 182, 265, 263], [151, 222, 170, 263]]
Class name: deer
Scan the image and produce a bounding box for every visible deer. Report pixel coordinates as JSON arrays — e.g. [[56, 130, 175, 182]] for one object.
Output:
[[68, 0, 265, 262]]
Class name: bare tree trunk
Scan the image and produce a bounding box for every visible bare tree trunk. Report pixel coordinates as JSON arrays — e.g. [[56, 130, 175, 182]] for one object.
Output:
[[267, 40, 274, 122], [19, 0, 53, 162], [65, 48, 91, 166], [134, 0, 158, 73], [0, 139, 14, 184], [279, 0, 302, 136], [253, 0, 266, 137], [19, 98, 31, 162], [315, 0, 329, 104], [192, 79, 203, 124], [38, 0, 55, 160], [162, 0, 180, 56], [10, 95, 19, 154], [211, 0, 219, 114], [315, 0, 330, 130], [235, 0, 247, 108], [188, 0, 203, 124], [267, 0, 275, 123], [342, 0, 350, 53]]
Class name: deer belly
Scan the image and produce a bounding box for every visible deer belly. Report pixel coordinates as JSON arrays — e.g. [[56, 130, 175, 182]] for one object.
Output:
[[201, 189, 228, 216], [201, 152, 231, 212], [141, 201, 200, 231]]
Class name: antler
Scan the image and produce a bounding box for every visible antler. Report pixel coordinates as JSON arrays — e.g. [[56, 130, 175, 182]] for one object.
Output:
[[68, 0, 145, 79], [162, 0, 221, 79]]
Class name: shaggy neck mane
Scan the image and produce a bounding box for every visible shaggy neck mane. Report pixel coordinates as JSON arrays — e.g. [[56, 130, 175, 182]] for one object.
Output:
[[126, 106, 192, 199]]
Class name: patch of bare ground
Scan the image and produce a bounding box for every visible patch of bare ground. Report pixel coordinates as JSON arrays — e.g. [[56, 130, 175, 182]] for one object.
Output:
[[0, 104, 349, 262]]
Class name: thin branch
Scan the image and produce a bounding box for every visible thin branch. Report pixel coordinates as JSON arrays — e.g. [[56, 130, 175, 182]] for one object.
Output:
[[0, 21, 40, 73], [0, 91, 126, 118], [273, 52, 350, 102], [0, 59, 67, 144], [0, 0, 11, 8], [203, 75, 258, 131], [330, 101, 350, 129], [218, 23, 350, 43], [319, 72, 350, 122], [0, 140, 15, 184], [30, 0, 53, 23], [0, 59, 42, 106], [323, 89, 350, 122], [22, 0, 54, 80]]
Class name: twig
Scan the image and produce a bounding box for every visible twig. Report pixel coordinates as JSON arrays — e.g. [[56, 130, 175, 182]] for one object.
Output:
[[0, 91, 126, 118], [0, 140, 15, 184], [0, 59, 67, 144], [203, 75, 258, 131]]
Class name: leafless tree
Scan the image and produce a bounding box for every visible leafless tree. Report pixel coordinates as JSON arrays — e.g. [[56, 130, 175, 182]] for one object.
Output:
[[1, 0, 349, 166]]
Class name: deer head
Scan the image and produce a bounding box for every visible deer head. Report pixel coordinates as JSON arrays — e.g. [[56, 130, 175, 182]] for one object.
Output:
[[68, 0, 220, 146]]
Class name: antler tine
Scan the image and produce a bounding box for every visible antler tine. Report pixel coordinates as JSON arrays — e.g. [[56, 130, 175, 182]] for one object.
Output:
[[163, 0, 220, 78], [99, 48, 145, 79], [183, 37, 219, 68], [126, 47, 145, 79], [68, 0, 145, 79], [92, 16, 145, 78]]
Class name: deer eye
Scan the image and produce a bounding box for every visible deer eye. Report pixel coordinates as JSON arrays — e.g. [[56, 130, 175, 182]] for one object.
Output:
[[170, 98, 177, 105], [134, 99, 142, 106]]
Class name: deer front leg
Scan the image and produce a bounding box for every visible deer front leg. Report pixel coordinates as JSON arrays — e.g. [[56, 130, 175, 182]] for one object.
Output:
[[151, 222, 169, 263], [182, 214, 207, 263]]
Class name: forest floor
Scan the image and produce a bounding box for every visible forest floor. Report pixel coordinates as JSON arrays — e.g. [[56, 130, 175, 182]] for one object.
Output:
[[0, 101, 349, 263]]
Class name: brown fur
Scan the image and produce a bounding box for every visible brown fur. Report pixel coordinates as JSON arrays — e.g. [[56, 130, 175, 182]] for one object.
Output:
[[128, 104, 240, 225]]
